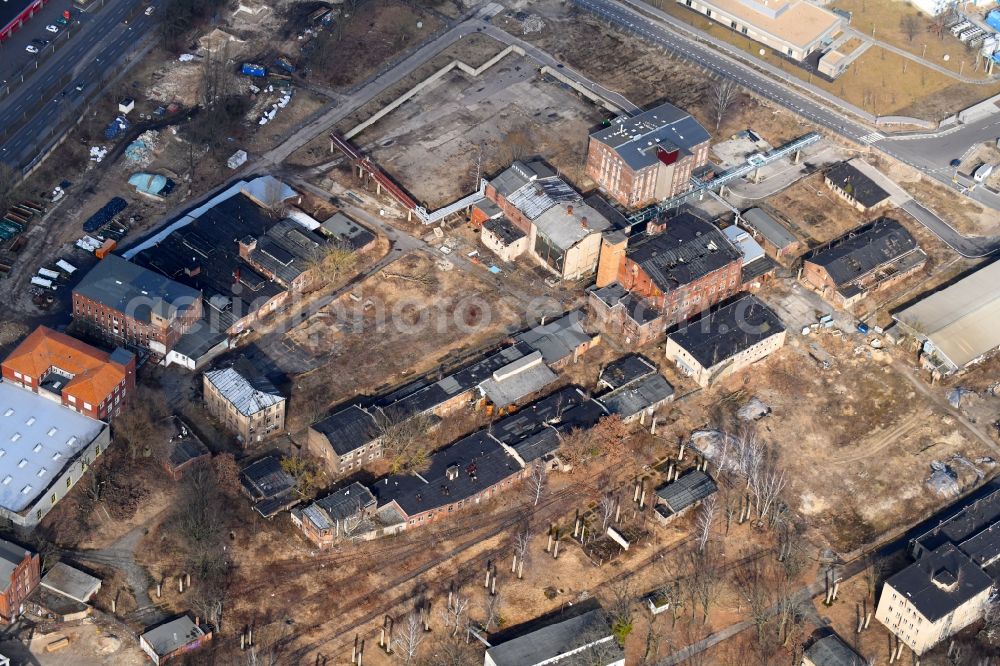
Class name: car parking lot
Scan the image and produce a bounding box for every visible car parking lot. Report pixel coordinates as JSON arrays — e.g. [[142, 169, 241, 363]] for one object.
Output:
[[0, 1, 88, 94]]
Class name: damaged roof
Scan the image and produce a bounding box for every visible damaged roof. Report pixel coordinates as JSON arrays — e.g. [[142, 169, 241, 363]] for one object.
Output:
[[204, 367, 284, 417], [372, 431, 522, 517], [806, 218, 919, 287], [598, 373, 674, 419], [655, 469, 718, 513], [825, 161, 891, 209], [627, 213, 742, 293], [515, 310, 593, 365], [667, 293, 785, 370]]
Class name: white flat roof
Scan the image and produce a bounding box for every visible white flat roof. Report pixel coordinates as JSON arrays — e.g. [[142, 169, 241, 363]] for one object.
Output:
[[893, 261, 1000, 369], [0, 383, 106, 513]]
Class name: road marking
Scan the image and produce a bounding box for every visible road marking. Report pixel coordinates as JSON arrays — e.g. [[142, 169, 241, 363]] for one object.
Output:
[[858, 132, 885, 144]]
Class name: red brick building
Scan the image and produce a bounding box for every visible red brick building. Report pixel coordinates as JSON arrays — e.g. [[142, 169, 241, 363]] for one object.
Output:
[[592, 213, 743, 340], [72, 255, 203, 357], [1, 326, 135, 421], [0, 538, 40, 621], [587, 102, 711, 208]]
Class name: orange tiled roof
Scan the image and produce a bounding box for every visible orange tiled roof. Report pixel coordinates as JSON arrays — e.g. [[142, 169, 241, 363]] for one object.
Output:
[[2, 327, 128, 407]]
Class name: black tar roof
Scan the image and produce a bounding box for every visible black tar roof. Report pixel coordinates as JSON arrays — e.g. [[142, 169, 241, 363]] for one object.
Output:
[[588, 282, 663, 325], [372, 431, 522, 517], [312, 482, 376, 524], [886, 543, 993, 622], [483, 217, 526, 246], [312, 405, 380, 456], [165, 417, 210, 470], [598, 373, 674, 419], [74, 254, 202, 324], [589, 101, 710, 172], [825, 161, 890, 209], [599, 354, 657, 390], [655, 470, 717, 513], [485, 607, 620, 666], [806, 218, 918, 287], [320, 212, 376, 249], [378, 343, 533, 420], [627, 213, 741, 293], [135, 193, 285, 326], [803, 633, 867, 666], [667, 294, 785, 369], [240, 455, 297, 517], [491, 386, 605, 463], [1, 1, 33, 32], [914, 483, 1000, 555]]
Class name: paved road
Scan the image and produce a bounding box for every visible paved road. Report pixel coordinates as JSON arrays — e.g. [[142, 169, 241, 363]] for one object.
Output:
[[0, 0, 153, 171], [575, 0, 1000, 256]]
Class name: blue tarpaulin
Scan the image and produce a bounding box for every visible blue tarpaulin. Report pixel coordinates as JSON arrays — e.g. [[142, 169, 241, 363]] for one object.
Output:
[[988, 10, 1000, 32]]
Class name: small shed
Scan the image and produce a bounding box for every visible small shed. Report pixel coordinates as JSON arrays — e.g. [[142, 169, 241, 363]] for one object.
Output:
[[118, 97, 135, 114], [40, 562, 101, 603], [653, 470, 718, 524], [139, 615, 212, 665], [227, 150, 248, 170]]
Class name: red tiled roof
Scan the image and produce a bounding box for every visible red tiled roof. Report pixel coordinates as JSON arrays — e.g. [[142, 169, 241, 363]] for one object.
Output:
[[2, 327, 127, 407]]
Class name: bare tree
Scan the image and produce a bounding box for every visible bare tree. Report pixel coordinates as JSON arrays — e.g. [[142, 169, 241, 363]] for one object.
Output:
[[749, 462, 786, 526], [600, 493, 617, 529], [733, 555, 772, 643], [307, 240, 358, 289], [513, 529, 530, 579], [527, 461, 546, 507], [480, 590, 504, 632], [114, 386, 168, 459], [440, 591, 469, 638], [709, 79, 740, 131], [374, 410, 434, 474], [608, 576, 635, 644], [394, 612, 425, 665], [900, 15, 921, 44], [696, 495, 717, 553], [686, 549, 724, 624]]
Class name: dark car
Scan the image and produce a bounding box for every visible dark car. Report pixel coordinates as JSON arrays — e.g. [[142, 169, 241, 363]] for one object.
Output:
[[950, 159, 962, 167]]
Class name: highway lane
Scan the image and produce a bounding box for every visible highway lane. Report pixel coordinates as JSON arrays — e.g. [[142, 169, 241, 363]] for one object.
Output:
[[575, 0, 1000, 256], [0, 0, 153, 171]]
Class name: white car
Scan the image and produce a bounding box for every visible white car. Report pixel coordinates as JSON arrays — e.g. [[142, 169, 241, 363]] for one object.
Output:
[[25, 45, 39, 54], [45, 24, 59, 33], [144, 6, 155, 14]]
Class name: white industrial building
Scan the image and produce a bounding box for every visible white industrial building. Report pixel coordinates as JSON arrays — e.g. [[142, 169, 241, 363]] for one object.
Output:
[[0, 382, 110, 527], [893, 260, 1000, 375]]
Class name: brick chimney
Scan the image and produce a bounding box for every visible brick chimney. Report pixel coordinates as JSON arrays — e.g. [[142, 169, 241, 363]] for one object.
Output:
[[596, 233, 627, 288]]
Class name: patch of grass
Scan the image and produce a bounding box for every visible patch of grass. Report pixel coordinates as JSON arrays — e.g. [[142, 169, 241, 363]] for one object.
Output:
[[643, 0, 1000, 117]]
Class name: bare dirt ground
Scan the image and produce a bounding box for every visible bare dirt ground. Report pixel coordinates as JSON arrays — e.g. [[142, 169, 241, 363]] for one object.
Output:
[[286, 250, 525, 412], [306, 0, 446, 89], [680, 286, 995, 554], [500, 0, 709, 110], [356, 53, 605, 208], [0, 618, 146, 666], [761, 172, 873, 247]]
